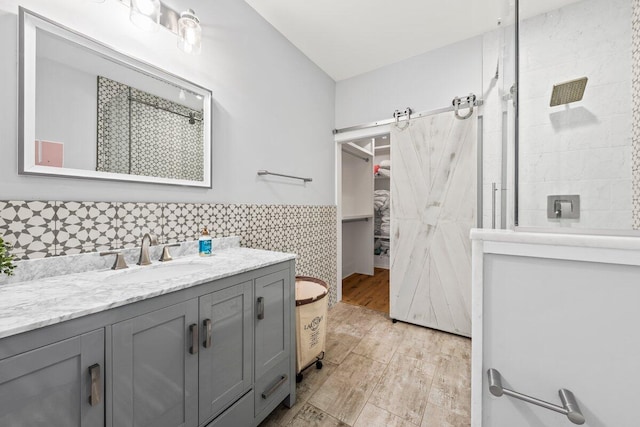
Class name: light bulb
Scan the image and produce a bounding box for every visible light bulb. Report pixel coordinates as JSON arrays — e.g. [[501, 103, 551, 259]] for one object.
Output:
[[130, 0, 160, 32], [178, 9, 202, 55], [136, 0, 156, 15]]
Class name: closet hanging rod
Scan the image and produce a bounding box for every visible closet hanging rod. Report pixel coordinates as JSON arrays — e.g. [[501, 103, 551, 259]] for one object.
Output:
[[343, 150, 369, 162], [257, 170, 312, 183], [333, 98, 483, 135]]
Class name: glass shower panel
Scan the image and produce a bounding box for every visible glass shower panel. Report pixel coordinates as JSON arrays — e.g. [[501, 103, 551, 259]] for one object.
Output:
[[481, 0, 517, 230], [517, 0, 633, 232]]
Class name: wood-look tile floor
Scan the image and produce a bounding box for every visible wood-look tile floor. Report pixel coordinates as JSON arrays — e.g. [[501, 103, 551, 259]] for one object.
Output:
[[342, 268, 390, 313], [260, 302, 471, 427]]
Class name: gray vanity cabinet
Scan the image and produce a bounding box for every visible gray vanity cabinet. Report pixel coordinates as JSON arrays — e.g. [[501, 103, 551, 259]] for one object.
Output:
[[0, 329, 105, 427], [254, 269, 292, 417], [0, 259, 296, 427], [198, 280, 253, 424], [112, 300, 199, 427]]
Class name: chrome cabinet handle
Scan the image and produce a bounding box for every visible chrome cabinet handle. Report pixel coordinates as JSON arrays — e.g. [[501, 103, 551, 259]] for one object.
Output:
[[257, 297, 264, 320], [203, 319, 212, 348], [261, 374, 288, 399], [189, 323, 199, 354], [88, 364, 101, 406]]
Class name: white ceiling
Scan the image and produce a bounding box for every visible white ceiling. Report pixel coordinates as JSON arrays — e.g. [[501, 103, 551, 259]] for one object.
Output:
[[244, 0, 582, 81]]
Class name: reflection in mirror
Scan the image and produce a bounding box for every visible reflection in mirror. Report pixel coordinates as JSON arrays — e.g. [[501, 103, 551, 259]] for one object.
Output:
[[20, 8, 212, 187], [96, 77, 204, 181], [517, 0, 632, 232]]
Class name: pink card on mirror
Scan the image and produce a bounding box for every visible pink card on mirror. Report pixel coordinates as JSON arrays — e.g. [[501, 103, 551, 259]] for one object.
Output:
[[35, 140, 64, 168]]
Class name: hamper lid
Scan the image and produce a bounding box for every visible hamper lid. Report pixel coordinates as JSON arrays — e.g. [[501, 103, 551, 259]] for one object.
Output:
[[295, 276, 328, 306]]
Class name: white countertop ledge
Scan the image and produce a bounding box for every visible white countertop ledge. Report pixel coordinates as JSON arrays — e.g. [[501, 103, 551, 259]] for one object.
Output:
[[470, 229, 640, 251], [0, 247, 295, 340]]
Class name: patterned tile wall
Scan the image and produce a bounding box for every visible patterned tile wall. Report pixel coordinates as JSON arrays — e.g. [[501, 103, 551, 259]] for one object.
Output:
[[0, 201, 338, 306], [97, 76, 204, 182], [633, 0, 640, 229]]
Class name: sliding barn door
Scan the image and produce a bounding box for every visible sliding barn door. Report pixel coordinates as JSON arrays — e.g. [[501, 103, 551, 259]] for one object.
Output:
[[390, 112, 476, 337]]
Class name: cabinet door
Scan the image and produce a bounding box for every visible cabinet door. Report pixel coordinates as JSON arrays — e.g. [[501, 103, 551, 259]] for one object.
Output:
[[0, 329, 104, 427], [255, 269, 291, 379], [199, 281, 252, 424], [112, 300, 198, 427]]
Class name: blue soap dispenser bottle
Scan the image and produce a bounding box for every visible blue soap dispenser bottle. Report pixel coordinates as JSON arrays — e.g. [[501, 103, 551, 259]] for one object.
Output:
[[199, 227, 212, 256]]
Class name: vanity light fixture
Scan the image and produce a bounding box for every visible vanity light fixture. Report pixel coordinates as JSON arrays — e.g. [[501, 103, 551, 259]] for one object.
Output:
[[118, 0, 202, 54], [129, 0, 161, 32], [177, 9, 202, 55]]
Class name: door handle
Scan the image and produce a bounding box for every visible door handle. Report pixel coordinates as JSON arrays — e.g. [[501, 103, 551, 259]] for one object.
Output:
[[257, 297, 264, 320], [203, 318, 212, 349], [262, 374, 288, 399], [88, 364, 101, 406], [189, 323, 199, 354]]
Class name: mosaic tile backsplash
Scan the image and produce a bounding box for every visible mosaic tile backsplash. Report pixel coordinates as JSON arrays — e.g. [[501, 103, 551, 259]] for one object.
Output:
[[0, 202, 338, 306], [633, 0, 640, 229]]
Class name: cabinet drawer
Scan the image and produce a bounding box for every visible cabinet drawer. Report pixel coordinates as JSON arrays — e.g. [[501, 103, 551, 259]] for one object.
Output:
[[254, 358, 291, 417], [206, 390, 254, 427]]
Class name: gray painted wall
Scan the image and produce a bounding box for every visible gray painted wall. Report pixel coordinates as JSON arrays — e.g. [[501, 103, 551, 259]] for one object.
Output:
[[0, 0, 335, 205], [335, 36, 484, 129]]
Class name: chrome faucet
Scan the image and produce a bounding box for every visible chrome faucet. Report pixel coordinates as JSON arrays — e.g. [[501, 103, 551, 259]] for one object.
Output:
[[100, 251, 128, 270], [138, 233, 158, 266]]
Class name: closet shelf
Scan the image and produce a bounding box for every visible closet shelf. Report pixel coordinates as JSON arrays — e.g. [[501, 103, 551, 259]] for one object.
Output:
[[344, 142, 373, 158], [374, 234, 390, 239], [374, 175, 390, 180], [342, 214, 373, 222]]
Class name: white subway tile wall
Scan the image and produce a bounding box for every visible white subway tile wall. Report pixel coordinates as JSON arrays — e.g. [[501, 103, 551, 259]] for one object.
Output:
[[0, 202, 338, 306], [518, 0, 632, 229]]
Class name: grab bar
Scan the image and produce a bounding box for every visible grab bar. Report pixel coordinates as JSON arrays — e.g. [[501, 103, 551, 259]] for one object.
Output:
[[491, 182, 497, 229], [257, 170, 312, 183], [487, 369, 585, 425]]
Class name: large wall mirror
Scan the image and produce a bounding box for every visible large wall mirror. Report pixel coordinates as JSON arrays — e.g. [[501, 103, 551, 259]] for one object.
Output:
[[19, 8, 213, 188]]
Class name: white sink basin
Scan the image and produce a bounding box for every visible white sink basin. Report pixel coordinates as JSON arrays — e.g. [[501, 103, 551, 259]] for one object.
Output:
[[105, 262, 210, 285]]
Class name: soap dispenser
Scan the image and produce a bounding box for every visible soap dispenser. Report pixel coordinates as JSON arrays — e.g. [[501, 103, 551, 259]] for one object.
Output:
[[199, 227, 212, 256]]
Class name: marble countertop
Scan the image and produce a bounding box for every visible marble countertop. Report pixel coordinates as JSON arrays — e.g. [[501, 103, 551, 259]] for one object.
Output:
[[470, 229, 640, 250], [0, 247, 296, 339]]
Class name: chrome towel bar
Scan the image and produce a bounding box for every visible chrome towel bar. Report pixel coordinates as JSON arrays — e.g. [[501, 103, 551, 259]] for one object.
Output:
[[487, 369, 585, 425], [257, 170, 312, 183]]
